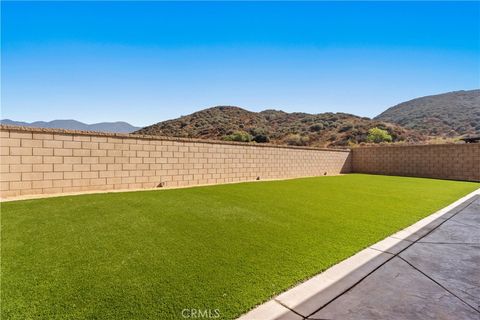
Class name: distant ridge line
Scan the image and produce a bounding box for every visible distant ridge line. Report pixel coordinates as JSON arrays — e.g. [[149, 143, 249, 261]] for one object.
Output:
[[0, 119, 141, 133]]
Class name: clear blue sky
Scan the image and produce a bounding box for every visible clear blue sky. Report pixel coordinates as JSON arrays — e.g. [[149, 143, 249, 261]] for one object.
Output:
[[2, 1, 479, 126]]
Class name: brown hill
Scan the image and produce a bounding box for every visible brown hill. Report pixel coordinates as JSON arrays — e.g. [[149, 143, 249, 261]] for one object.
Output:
[[134, 106, 424, 147], [375, 89, 480, 136]]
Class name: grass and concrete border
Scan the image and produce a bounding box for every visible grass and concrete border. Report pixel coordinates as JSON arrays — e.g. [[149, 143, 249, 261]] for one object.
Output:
[[239, 188, 480, 319]]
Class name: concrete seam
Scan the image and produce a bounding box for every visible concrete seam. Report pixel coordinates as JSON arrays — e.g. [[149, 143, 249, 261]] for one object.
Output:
[[397, 256, 480, 313], [273, 299, 309, 319]]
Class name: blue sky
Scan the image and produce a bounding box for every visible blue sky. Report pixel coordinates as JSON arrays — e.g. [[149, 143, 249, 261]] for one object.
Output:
[[2, 1, 479, 126]]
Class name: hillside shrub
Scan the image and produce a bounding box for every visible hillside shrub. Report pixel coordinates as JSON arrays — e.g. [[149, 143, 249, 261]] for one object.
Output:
[[309, 123, 324, 132], [366, 127, 393, 143], [286, 134, 309, 146], [338, 123, 353, 133], [223, 131, 252, 142], [328, 133, 338, 141], [252, 134, 269, 143], [250, 128, 270, 143]]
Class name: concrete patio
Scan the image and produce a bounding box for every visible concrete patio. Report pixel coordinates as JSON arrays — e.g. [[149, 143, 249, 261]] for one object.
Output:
[[240, 191, 480, 320]]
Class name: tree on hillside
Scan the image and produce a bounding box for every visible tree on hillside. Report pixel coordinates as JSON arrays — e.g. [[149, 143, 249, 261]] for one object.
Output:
[[366, 127, 393, 143]]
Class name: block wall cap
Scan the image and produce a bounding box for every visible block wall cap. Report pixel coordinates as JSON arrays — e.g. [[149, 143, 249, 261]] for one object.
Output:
[[0, 125, 351, 153]]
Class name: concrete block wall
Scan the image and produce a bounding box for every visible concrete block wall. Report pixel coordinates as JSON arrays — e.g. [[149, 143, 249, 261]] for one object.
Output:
[[352, 144, 480, 182], [0, 125, 352, 199]]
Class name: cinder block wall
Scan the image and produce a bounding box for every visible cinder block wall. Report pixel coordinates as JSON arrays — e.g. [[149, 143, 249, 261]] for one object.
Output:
[[0, 125, 352, 199], [352, 144, 480, 182]]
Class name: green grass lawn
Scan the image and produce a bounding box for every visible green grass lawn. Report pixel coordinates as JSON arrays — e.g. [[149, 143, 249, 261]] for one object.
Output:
[[1, 174, 478, 319]]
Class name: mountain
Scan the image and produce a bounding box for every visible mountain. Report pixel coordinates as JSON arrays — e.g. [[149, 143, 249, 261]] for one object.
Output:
[[134, 106, 424, 147], [0, 119, 141, 133], [375, 90, 480, 137]]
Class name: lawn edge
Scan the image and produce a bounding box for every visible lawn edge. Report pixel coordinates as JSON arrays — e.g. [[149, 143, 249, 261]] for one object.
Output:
[[238, 188, 480, 320], [0, 174, 352, 202]]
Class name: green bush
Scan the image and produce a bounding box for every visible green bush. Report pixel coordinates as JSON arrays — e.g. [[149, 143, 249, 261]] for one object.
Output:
[[366, 127, 393, 143], [223, 131, 252, 142]]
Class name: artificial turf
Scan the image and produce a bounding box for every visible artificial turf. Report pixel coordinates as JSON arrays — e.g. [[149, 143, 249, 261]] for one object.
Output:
[[1, 174, 478, 319]]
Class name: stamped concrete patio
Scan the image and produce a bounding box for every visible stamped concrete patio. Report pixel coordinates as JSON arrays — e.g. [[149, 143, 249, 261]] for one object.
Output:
[[241, 191, 480, 320]]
